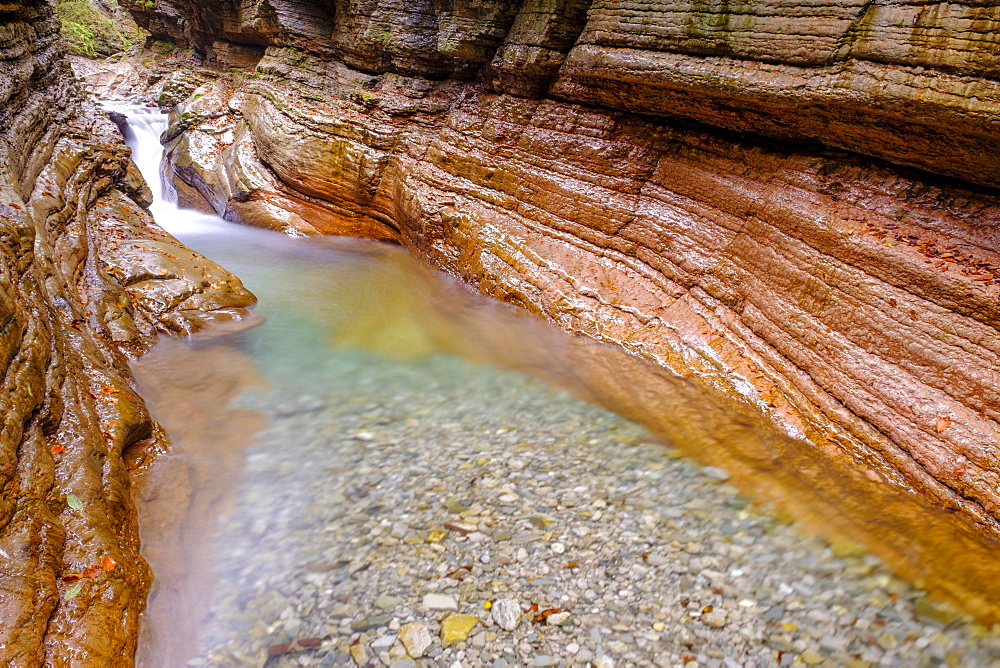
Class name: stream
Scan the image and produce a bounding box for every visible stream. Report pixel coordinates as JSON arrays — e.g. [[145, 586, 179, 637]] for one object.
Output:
[[113, 107, 1000, 667]]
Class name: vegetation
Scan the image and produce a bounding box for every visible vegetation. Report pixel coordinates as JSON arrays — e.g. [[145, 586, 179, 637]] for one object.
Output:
[[56, 0, 146, 58], [152, 39, 175, 55], [368, 28, 392, 47]]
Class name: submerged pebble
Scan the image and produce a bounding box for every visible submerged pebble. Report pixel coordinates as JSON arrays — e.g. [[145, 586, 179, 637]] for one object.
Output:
[[182, 352, 1000, 667]]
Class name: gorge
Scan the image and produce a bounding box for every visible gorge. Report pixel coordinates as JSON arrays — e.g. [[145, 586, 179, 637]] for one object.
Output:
[[1, 0, 1000, 664]]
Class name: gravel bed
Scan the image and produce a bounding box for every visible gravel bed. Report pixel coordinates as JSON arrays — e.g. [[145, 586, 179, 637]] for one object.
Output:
[[187, 350, 1000, 668]]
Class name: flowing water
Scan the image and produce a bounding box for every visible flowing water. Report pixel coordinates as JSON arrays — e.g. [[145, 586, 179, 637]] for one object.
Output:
[[112, 107, 1000, 666]]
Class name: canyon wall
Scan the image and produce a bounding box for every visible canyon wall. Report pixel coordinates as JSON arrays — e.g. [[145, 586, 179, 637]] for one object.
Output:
[[0, 2, 254, 663], [114, 0, 1000, 550]]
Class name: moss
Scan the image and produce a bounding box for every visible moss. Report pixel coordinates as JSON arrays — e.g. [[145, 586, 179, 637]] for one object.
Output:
[[152, 39, 176, 55], [56, 0, 146, 58], [368, 28, 393, 47]]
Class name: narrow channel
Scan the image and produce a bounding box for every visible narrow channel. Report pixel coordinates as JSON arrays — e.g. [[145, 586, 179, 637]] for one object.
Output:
[[116, 108, 1000, 666]]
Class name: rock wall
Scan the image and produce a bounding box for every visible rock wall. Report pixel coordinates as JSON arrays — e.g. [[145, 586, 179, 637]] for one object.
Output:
[[101, 0, 999, 617], [0, 2, 255, 663]]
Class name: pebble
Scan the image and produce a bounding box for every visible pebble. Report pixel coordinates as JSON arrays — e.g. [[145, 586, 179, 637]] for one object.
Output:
[[350, 643, 370, 665], [701, 466, 731, 481], [422, 593, 458, 611], [546, 611, 571, 626], [375, 595, 401, 610], [440, 614, 479, 647], [800, 648, 825, 665], [389, 660, 415, 668], [350, 614, 391, 631], [491, 599, 521, 631], [398, 622, 432, 658], [702, 610, 728, 628]]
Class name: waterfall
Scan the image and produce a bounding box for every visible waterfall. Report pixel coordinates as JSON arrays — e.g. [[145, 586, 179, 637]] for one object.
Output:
[[104, 103, 228, 237]]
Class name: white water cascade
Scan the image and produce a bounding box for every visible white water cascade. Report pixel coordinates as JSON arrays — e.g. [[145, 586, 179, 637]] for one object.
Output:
[[105, 103, 230, 237]]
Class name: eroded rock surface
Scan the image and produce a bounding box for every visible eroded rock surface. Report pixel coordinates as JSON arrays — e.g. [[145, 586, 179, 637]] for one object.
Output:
[[97, 0, 1000, 624], [0, 1, 255, 663]]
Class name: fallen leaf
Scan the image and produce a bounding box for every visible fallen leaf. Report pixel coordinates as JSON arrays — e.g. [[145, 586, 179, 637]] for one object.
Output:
[[50, 445, 65, 455], [81, 565, 101, 579], [102, 555, 116, 572], [935, 416, 952, 433], [563, 562, 580, 569], [64, 584, 82, 600], [66, 494, 84, 510]]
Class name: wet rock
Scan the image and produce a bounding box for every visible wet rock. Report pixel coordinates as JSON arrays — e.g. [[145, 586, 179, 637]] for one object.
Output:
[[0, 2, 257, 661]]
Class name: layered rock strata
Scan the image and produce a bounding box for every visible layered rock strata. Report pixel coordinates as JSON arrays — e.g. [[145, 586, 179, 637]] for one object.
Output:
[[110, 0, 999, 617], [0, 1, 255, 663]]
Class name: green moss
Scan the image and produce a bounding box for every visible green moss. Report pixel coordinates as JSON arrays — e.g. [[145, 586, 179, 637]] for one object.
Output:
[[152, 39, 176, 55], [368, 28, 393, 47], [56, 0, 146, 58]]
